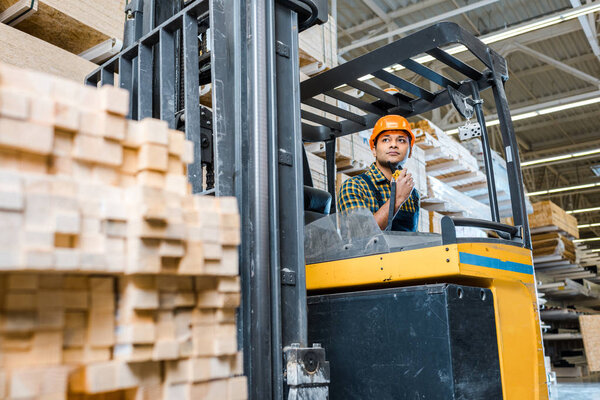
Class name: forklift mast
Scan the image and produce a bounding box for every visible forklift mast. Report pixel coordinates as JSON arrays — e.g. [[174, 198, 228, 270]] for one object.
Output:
[[85, 1, 536, 399], [86, 1, 330, 398]]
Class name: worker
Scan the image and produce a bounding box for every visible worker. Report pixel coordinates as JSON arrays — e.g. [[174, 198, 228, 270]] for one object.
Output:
[[338, 114, 419, 231]]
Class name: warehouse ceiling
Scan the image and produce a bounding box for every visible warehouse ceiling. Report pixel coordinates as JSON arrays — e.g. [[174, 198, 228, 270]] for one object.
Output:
[[332, 0, 600, 244]]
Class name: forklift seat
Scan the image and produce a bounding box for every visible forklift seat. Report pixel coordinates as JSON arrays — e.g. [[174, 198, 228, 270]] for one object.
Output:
[[304, 185, 331, 225]]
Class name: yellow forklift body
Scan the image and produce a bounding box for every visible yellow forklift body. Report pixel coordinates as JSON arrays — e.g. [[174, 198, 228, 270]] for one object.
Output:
[[306, 242, 548, 400]]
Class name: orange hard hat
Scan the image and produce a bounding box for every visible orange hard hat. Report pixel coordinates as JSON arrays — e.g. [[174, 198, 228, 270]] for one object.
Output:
[[369, 115, 415, 153]]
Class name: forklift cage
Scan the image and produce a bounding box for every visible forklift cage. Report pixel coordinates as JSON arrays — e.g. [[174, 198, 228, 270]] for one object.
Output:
[[300, 22, 532, 250]]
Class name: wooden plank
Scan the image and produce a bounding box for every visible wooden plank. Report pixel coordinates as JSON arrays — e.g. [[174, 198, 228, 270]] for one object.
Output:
[[579, 315, 600, 372], [542, 332, 583, 340], [8, 0, 125, 54], [0, 0, 38, 26], [0, 23, 96, 82], [298, 14, 336, 69]]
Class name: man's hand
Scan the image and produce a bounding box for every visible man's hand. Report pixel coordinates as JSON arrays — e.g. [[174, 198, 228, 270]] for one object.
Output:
[[394, 169, 414, 211]]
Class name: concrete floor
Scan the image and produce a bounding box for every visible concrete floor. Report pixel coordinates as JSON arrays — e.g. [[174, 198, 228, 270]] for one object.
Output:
[[551, 383, 600, 399]]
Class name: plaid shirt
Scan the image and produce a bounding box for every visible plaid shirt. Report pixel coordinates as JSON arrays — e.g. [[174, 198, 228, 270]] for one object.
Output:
[[338, 163, 419, 214]]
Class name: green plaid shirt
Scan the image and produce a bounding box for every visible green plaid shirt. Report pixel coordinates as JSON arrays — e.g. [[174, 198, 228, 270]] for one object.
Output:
[[338, 163, 419, 214]]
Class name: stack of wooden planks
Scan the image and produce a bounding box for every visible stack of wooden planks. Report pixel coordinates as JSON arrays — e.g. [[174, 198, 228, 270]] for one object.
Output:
[[528, 201, 579, 239], [411, 119, 492, 225], [304, 134, 372, 177], [0, 62, 246, 400], [298, 13, 337, 71], [532, 232, 576, 269], [524, 202, 587, 283], [423, 176, 490, 221]]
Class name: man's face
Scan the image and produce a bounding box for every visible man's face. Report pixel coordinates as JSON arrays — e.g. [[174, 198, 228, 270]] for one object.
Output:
[[372, 130, 410, 166]]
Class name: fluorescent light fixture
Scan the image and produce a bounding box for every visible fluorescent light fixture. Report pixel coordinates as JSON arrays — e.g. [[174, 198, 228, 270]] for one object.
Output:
[[521, 148, 600, 167], [540, 97, 600, 114], [574, 237, 600, 243], [446, 97, 600, 135], [578, 222, 600, 229], [356, 2, 600, 83], [527, 182, 600, 196], [522, 154, 572, 166], [567, 206, 600, 214]]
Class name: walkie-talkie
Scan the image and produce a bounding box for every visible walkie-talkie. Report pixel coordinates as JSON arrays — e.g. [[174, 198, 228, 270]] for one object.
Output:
[[386, 162, 402, 231]]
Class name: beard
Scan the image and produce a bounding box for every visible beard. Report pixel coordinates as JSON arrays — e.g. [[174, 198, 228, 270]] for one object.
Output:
[[376, 150, 409, 169]]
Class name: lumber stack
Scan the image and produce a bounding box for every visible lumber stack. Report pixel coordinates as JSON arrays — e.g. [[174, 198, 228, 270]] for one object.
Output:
[[517, 202, 584, 282], [412, 120, 481, 180], [423, 176, 490, 221], [304, 134, 372, 177], [0, 62, 246, 399], [403, 145, 427, 196], [528, 201, 579, 239], [532, 232, 576, 267], [305, 150, 327, 192], [411, 119, 495, 222], [298, 14, 337, 71]]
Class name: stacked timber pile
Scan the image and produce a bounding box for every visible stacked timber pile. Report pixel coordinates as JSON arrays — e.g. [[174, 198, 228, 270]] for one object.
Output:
[[524, 202, 585, 282], [532, 233, 581, 279], [410, 119, 489, 237], [412, 121, 486, 206], [528, 202, 600, 380], [304, 135, 373, 177], [0, 63, 246, 399], [298, 13, 337, 73], [460, 138, 519, 217], [304, 150, 327, 192], [529, 201, 579, 239], [0, 0, 125, 82]]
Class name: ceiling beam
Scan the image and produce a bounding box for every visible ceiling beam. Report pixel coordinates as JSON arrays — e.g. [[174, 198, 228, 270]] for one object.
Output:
[[523, 137, 600, 158], [339, 0, 500, 55], [509, 42, 600, 87], [570, 0, 600, 60], [342, 0, 446, 37], [506, 53, 598, 80], [529, 134, 600, 152], [515, 113, 598, 135], [443, 89, 600, 131], [358, 0, 399, 30]]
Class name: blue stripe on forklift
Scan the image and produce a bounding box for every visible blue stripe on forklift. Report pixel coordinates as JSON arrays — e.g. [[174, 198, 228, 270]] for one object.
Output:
[[459, 252, 533, 275]]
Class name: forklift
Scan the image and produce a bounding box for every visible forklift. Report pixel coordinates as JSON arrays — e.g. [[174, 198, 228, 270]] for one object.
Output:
[[86, 0, 548, 398]]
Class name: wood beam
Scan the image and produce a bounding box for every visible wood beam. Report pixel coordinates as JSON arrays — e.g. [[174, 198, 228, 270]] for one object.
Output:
[[4, 0, 125, 55], [0, 22, 96, 82]]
